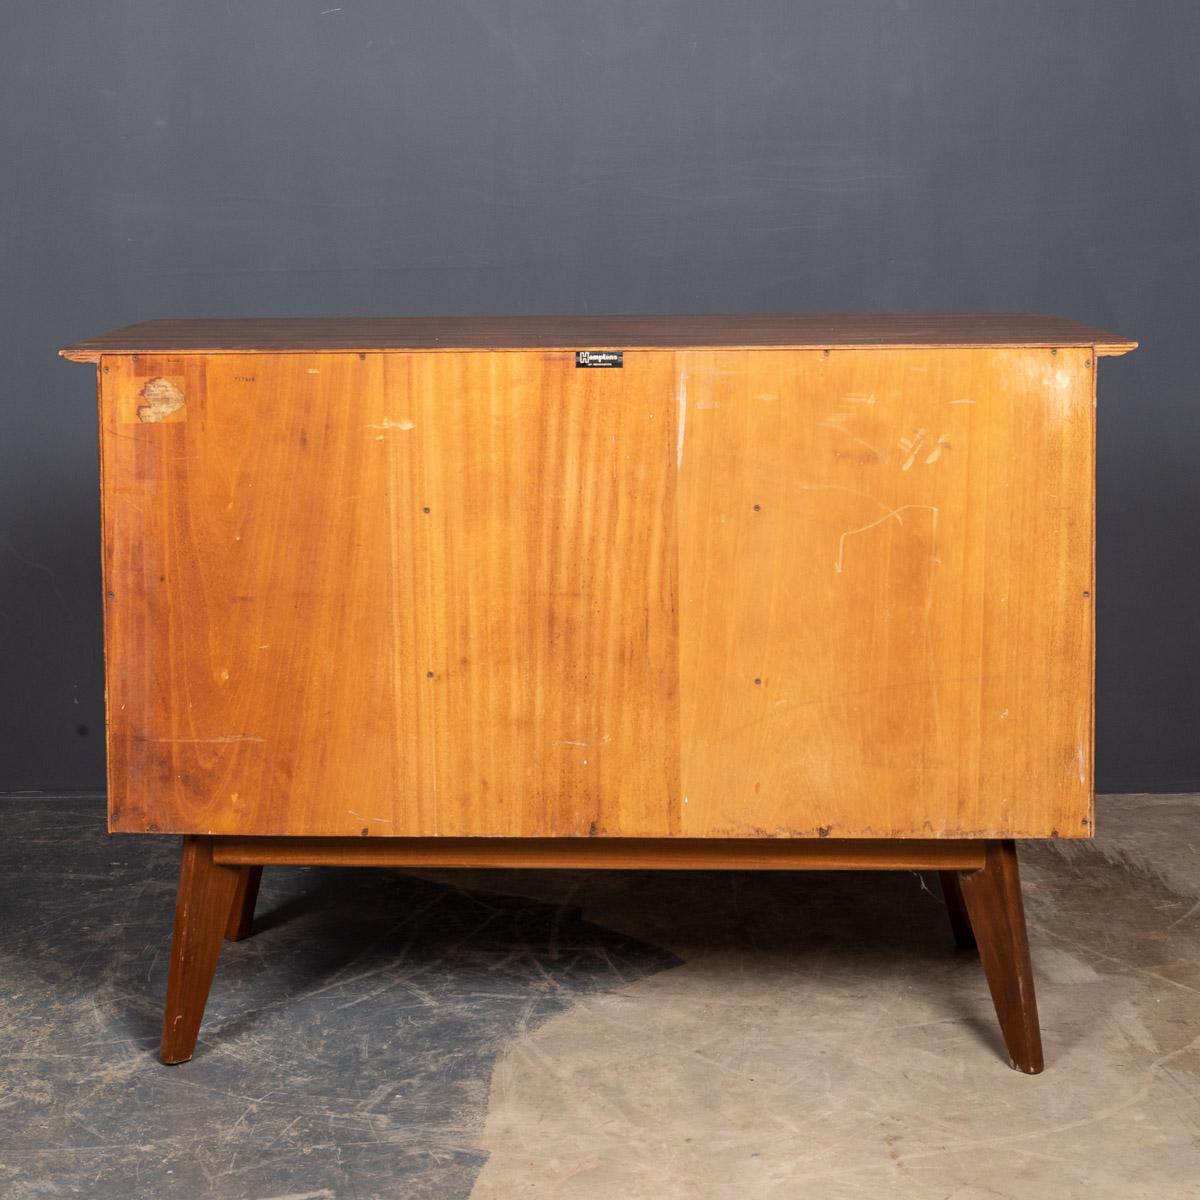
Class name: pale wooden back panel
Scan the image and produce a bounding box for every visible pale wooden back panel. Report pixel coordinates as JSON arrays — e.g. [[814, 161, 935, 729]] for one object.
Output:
[[101, 347, 1093, 838], [675, 348, 1094, 838]]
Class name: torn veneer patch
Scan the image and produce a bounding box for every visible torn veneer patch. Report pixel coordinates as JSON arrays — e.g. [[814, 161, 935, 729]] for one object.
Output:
[[136, 377, 186, 423]]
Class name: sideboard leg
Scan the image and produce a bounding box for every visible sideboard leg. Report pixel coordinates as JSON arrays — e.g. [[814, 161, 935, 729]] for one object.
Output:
[[957, 839, 1044, 1074], [938, 869, 977, 949], [160, 836, 242, 1065], [224, 866, 263, 942]]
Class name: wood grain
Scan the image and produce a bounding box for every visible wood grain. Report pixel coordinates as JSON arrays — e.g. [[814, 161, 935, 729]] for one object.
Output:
[[224, 865, 262, 941], [101, 350, 679, 838], [61, 313, 1137, 361], [160, 836, 243, 1064], [209, 836, 988, 871], [939, 870, 977, 949], [99, 344, 1098, 840], [675, 348, 1095, 839], [957, 840, 1044, 1073]]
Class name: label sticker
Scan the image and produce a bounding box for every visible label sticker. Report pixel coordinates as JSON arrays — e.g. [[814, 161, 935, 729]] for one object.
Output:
[[575, 350, 623, 368]]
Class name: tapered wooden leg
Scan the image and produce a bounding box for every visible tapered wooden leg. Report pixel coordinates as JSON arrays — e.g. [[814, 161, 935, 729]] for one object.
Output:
[[224, 865, 263, 941], [938, 869, 977, 949], [956, 839, 1044, 1074], [160, 837, 243, 1065]]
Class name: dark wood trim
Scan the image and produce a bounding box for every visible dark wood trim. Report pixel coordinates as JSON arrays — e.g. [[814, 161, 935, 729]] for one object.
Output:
[[957, 840, 1044, 1074], [224, 865, 263, 942], [938, 869, 978, 949], [209, 836, 988, 872], [160, 837, 243, 1065], [157, 835, 1044, 1071], [59, 313, 1137, 361]]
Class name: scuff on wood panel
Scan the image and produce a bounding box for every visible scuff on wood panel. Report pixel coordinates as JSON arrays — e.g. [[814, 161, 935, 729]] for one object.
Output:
[[136, 377, 186, 423]]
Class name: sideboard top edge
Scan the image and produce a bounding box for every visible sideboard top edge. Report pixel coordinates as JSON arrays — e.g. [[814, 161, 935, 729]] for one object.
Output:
[[59, 314, 1137, 363]]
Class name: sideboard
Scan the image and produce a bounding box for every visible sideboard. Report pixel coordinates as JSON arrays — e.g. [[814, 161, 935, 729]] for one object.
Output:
[[61, 314, 1136, 1072]]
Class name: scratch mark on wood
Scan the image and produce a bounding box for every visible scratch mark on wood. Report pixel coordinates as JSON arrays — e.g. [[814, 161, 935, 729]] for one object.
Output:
[[676, 372, 688, 468], [819, 402, 883, 461], [835, 504, 940, 574], [367, 418, 415, 431], [143, 735, 263, 744], [898, 428, 927, 470], [924, 435, 952, 465]]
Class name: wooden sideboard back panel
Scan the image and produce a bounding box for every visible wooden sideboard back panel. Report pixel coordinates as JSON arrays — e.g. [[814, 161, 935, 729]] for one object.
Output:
[[99, 347, 1094, 839], [675, 348, 1094, 839]]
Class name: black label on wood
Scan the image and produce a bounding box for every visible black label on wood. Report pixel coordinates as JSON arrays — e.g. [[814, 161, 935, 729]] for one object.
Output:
[[575, 351, 623, 368]]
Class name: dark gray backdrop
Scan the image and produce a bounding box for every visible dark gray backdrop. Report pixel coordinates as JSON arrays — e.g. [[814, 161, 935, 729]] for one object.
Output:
[[2, 2, 1195, 794]]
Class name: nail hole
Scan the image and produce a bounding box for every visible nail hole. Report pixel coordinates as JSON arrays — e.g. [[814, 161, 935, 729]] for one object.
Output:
[[422, 506, 430, 514], [1050, 347, 1057, 355], [754, 677, 762, 686], [753, 504, 761, 512], [426, 670, 434, 679]]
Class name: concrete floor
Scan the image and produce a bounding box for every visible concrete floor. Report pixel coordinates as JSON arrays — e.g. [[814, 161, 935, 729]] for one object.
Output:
[[1, 796, 1197, 1198]]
